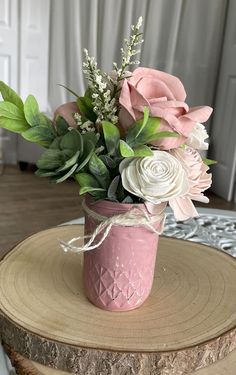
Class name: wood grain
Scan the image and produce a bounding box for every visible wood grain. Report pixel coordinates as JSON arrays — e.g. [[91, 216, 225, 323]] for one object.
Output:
[[1, 225, 236, 374]]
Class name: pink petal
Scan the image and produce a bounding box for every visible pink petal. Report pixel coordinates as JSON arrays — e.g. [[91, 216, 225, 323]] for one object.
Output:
[[131, 67, 187, 101], [54, 102, 79, 127], [134, 77, 175, 100], [169, 196, 199, 221], [181, 106, 213, 123]]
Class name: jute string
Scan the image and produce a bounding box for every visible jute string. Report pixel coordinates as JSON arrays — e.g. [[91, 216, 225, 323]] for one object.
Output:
[[60, 200, 165, 254]]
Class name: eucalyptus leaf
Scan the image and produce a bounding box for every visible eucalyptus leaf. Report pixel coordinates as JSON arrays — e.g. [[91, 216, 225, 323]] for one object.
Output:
[[79, 186, 106, 195], [37, 149, 65, 170], [107, 175, 120, 201], [102, 121, 120, 155], [35, 169, 58, 177], [0, 81, 24, 110], [61, 149, 74, 159], [0, 101, 25, 120], [22, 126, 55, 147], [0, 116, 29, 133], [77, 96, 97, 122], [89, 153, 111, 189], [54, 163, 78, 183], [82, 131, 99, 147], [119, 140, 134, 157], [99, 155, 117, 169], [76, 141, 95, 173], [24, 95, 40, 126], [122, 196, 134, 203], [56, 151, 80, 172]]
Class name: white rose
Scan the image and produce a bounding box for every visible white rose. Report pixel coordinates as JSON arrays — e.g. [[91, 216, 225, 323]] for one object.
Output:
[[119, 151, 189, 204], [186, 122, 209, 150]]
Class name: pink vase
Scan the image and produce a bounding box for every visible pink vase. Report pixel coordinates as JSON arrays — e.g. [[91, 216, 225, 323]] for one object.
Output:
[[83, 197, 161, 312]]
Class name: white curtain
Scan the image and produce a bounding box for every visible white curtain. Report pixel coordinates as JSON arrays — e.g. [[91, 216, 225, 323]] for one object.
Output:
[[49, 0, 227, 113]]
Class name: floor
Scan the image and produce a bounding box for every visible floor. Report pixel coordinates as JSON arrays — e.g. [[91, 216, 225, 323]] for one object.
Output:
[[0, 165, 236, 259]]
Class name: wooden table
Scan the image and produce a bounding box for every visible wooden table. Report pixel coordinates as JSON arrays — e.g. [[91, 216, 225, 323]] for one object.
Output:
[[1, 224, 236, 374]]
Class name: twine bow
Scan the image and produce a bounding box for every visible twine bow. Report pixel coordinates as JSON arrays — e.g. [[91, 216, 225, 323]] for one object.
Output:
[[60, 200, 165, 254]]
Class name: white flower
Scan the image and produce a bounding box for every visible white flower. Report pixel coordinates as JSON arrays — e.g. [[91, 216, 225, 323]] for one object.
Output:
[[186, 122, 209, 150], [119, 151, 189, 204]]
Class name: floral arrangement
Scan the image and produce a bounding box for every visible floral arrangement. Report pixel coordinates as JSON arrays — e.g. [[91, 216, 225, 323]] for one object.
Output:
[[0, 17, 214, 221]]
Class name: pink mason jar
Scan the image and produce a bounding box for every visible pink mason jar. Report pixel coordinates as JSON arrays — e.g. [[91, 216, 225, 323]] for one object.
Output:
[[83, 196, 163, 312]]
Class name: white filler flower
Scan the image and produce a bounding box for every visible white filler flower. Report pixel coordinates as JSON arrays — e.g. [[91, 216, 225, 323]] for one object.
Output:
[[120, 151, 189, 204], [186, 122, 209, 150]]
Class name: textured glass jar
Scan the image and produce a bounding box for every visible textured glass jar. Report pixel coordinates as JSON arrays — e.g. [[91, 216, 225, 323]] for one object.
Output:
[[83, 196, 161, 312]]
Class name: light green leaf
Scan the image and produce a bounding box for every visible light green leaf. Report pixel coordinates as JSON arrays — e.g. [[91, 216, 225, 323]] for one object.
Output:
[[133, 145, 153, 157], [0, 101, 25, 120], [136, 106, 149, 138], [24, 95, 40, 126], [54, 163, 78, 183], [146, 131, 179, 142], [126, 117, 161, 146], [35, 169, 58, 177], [202, 157, 217, 166], [22, 126, 55, 147], [0, 81, 24, 110], [89, 153, 111, 189], [75, 172, 101, 189], [60, 129, 83, 152], [119, 140, 134, 157], [79, 186, 106, 195], [0, 116, 29, 133], [37, 149, 65, 170], [56, 151, 80, 172], [77, 96, 97, 122], [102, 121, 120, 155], [38, 113, 53, 128]]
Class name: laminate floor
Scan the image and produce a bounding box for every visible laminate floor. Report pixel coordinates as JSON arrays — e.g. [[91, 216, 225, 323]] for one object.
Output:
[[0, 165, 235, 259]]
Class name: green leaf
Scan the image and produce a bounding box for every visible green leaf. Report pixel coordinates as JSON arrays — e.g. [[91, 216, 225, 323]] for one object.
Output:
[[133, 145, 153, 157], [58, 84, 79, 98], [99, 155, 117, 169], [107, 176, 120, 201], [49, 137, 62, 150], [75, 172, 101, 189], [60, 129, 83, 152], [0, 117, 30, 133], [0, 101, 25, 120], [35, 169, 58, 177], [119, 140, 134, 157], [0, 81, 24, 110], [122, 196, 134, 203], [22, 126, 55, 147], [55, 115, 69, 136], [89, 153, 111, 189], [76, 141, 95, 173], [56, 151, 80, 172], [38, 113, 53, 128], [202, 157, 217, 166], [146, 131, 179, 142], [82, 131, 99, 147], [24, 95, 40, 126], [77, 96, 97, 122], [136, 106, 149, 138], [36, 149, 65, 170], [126, 117, 161, 146], [102, 121, 120, 155], [54, 163, 78, 183]]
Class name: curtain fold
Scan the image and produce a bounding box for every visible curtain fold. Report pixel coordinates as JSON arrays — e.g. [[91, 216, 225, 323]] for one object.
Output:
[[48, 0, 227, 115]]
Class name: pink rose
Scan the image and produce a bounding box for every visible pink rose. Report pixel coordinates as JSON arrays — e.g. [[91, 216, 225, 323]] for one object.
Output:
[[168, 147, 212, 220], [119, 67, 213, 150], [54, 101, 79, 127]]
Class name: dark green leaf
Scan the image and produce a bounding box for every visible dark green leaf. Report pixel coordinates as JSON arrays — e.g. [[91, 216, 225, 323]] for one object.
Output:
[[0, 81, 24, 110], [89, 153, 111, 189], [0, 117, 29, 133], [60, 129, 83, 153], [107, 175, 120, 201], [24, 95, 40, 126], [99, 155, 117, 169], [126, 117, 161, 146], [82, 131, 99, 147], [0, 101, 25, 120], [22, 126, 55, 147], [56, 151, 80, 172], [35, 169, 58, 177], [49, 137, 62, 150], [76, 141, 95, 173], [102, 121, 120, 155], [77, 96, 97, 122], [55, 115, 69, 136], [54, 163, 78, 183], [119, 140, 134, 157], [37, 149, 65, 170], [58, 84, 79, 98], [61, 149, 74, 159]]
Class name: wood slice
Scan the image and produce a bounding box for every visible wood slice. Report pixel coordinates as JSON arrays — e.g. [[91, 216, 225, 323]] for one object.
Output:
[[1, 225, 236, 375], [5, 346, 236, 375]]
